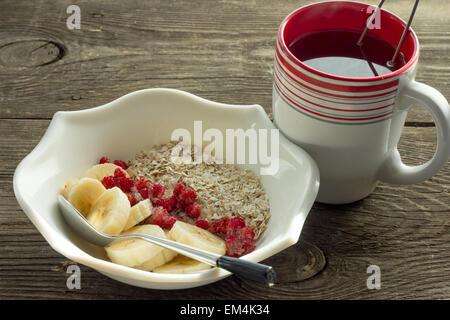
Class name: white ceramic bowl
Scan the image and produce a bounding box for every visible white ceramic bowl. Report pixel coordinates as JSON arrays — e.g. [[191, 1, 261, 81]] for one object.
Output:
[[13, 88, 319, 290]]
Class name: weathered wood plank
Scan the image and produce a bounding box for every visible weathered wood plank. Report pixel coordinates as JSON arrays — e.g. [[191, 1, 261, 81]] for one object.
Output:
[[0, 0, 448, 300], [1, 119, 448, 299], [0, 0, 448, 122]]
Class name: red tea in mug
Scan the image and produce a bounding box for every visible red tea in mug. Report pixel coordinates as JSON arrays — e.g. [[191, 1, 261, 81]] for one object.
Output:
[[288, 30, 406, 78]]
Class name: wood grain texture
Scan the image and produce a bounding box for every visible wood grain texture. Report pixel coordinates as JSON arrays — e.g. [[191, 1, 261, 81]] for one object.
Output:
[[0, 0, 448, 121], [0, 0, 449, 300]]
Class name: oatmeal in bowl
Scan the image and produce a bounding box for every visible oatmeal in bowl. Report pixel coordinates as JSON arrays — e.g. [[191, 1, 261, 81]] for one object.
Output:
[[60, 141, 271, 273]]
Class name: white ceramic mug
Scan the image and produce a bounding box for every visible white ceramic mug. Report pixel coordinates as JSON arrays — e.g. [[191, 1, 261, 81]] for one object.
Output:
[[272, 1, 450, 204]]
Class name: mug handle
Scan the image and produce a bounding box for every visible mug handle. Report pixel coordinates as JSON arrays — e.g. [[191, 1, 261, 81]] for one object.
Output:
[[378, 81, 450, 184]]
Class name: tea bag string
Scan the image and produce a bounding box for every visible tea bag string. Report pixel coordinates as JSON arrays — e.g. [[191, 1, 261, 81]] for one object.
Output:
[[359, 45, 379, 77], [356, 0, 386, 77]]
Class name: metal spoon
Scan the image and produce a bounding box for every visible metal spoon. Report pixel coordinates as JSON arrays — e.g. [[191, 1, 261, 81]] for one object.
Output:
[[57, 195, 276, 286]]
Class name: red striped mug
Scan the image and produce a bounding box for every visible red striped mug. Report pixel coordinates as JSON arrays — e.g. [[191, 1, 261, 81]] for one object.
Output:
[[272, 1, 450, 204]]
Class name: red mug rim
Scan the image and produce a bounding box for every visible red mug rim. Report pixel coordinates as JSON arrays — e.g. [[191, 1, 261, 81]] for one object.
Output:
[[278, 0, 420, 82]]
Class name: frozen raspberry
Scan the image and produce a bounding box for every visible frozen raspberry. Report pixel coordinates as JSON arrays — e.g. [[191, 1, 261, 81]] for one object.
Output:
[[138, 187, 149, 199], [152, 198, 177, 213], [185, 203, 202, 219], [119, 177, 134, 193], [173, 182, 185, 199], [101, 176, 117, 189], [195, 219, 209, 230], [225, 226, 255, 257], [153, 198, 164, 207], [146, 206, 165, 226], [99, 156, 111, 164], [135, 177, 151, 199], [135, 177, 151, 190], [111, 168, 134, 193], [130, 185, 143, 203], [181, 188, 197, 205], [154, 197, 176, 213], [151, 184, 165, 199], [146, 206, 177, 230], [208, 221, 219, 233], [176, 198, 187, 210], [125, 192, 136, 206], [228, 216, 246, 230], [208, 216, 230, 235], [165, 196, 177, 213], [164, 216, 177, 230], [114, 168, 127, 179], [113, 160, 128, 170]]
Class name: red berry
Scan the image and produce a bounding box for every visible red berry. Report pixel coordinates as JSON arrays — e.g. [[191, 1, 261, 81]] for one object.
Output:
[[241, 226, 255, 241], [146, 206, 166, 226], [219, 217, 230, 233], [135, 177, 151, 190], [135, 177, 151, 199], [228, 216, 246, 230], [164, 216, 177, 230], [208, 216, 230, 234], [176, 198, 186, 210], [99, 156, 111, 164], [173, 182, 185, 199], [146, 206, 177, 230], [185, 203, 202, 219], [195, 220, 209, 230], [119, 177, 134, 193], [114, 168, 127, 179], [139, 188, 149, 199], [125, 192, 136, 206], [152, 192, 175, 213], [208, 221, 219, 234], [151, 184, 165, 199], [113, 160, 128, 170], [101, 176, 117, 189], [225, 226, 255, 257], [181, 188, 197, 205], [162, 196, 177, 213], [225, 238, 239, 257], [153, 198, 164, 207]]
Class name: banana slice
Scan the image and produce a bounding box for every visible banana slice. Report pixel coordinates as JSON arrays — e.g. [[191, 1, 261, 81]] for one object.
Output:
[[169, 221, 226, 255], [162, 230, 178, 262], [106, 224, 165, 268], [60, 178, 80, 200], [153, 255, 211, 274], [67, 177, 105, 216], [123, 199, 152, 231], [85, 163, 129, 181], [134, 230, 178, 272], [87, 187, 130, 235], [135, 250, 170, 272]]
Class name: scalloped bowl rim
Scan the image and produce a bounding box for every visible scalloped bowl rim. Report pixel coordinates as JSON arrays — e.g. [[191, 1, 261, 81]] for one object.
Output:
[[13, 88, 320, 289]]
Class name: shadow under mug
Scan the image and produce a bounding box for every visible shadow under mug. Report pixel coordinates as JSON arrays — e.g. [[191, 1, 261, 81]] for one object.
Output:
[[272, 1, 450, 204]]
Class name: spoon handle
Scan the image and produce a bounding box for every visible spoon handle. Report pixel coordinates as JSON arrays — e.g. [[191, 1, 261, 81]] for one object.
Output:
[[217, 256, 276, 286], [119, 232, 276, 286]]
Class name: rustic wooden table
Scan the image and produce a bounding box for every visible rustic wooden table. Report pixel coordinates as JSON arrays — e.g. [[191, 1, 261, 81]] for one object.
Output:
[[1, 0, 449, 300]]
